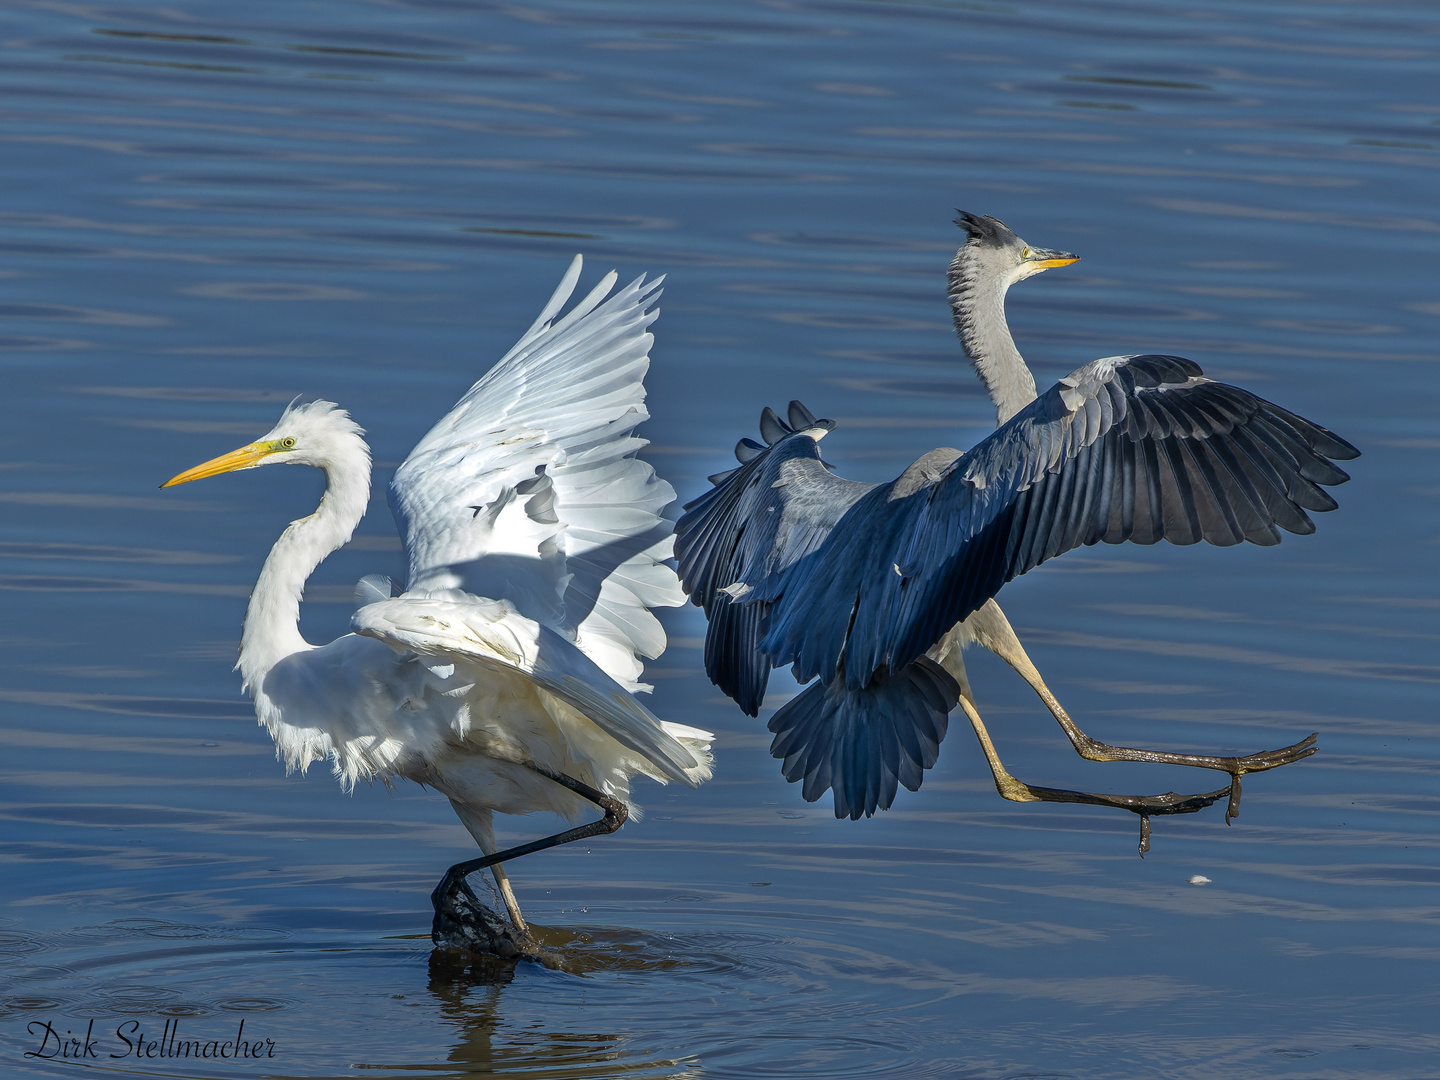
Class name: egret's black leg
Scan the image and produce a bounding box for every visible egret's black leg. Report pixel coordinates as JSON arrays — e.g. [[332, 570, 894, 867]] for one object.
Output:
[[431, 764, 628, 949]]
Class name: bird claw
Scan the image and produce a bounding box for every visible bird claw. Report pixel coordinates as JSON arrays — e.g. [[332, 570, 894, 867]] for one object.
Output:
[[431, 866, 539, 960], [1215, 732, 1316, 821], [1221, 732, 1318, 777], [1121, 783, 1234, 856], [1077, 730, 1318, 779], [1016, 780, 1232, 857], [429, 862, 488, 918], [1062, 730, 1315, 835], [1055, 783, 1232, 818]]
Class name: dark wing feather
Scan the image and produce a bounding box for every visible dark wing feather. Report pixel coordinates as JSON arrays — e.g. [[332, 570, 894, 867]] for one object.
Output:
[[752, 354, 1358, 690], [673, 402, 872, 714]]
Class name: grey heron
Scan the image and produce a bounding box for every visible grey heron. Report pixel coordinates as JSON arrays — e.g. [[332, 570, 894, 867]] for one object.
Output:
[[163, 256, 711, 952], [674, 214, 1357, 851]]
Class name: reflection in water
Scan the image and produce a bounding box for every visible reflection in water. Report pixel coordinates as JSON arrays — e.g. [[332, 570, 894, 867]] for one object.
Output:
[[0, 920, 761, 1079], [426, 927, 709, 1079]]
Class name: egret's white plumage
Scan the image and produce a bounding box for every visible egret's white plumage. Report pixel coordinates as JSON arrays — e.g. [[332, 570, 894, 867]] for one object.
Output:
[[164, 256, 711, 936]]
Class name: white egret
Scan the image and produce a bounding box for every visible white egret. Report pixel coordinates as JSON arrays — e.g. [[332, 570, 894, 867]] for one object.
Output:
[[164, 256, 712, 951], [675, 214, 1356, 851]]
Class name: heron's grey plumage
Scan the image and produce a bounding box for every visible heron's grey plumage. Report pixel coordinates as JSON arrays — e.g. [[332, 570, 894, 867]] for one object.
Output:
[[675, 216, 1359, 820], [950, 211, 1077, 424]]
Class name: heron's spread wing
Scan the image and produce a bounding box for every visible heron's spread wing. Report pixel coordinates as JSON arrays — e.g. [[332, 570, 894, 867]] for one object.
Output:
[[673, 402, 874, 715], [352, 593, 700, 786], [712, 355, 1359, 692], [388, 256, 683, 692]]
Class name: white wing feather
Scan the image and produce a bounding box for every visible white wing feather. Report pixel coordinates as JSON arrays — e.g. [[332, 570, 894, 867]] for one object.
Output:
[[387, 255, 684, 691], [351, 594, 701, 786]]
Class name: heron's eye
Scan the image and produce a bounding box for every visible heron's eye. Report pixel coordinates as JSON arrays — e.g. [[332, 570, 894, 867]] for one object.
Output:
[[280, 437, 296, 449], [1021, 247, 1032, 259]]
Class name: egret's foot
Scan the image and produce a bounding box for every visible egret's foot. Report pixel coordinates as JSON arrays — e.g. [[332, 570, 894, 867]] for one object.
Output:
[[428, 765, 629, 958], [431, 865, 539, 959]]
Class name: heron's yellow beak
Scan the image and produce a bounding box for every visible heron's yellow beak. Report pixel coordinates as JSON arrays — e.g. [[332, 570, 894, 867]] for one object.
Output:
[[1021, 246, 1080, 271], [162, 442, 274, 488]]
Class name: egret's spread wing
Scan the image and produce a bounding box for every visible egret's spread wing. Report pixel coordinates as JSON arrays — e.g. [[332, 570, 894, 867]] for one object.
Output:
[[673, 402, 873, 715], [751, 354, 1359, 690], [352, 593, 700, 786], [389, 256, 683, 692]]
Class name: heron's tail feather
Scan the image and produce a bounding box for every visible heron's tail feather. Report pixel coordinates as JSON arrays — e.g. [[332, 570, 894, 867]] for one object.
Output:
[[768, 658, 959, 820]]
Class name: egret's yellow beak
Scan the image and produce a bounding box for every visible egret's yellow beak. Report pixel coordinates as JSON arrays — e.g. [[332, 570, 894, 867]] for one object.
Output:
[[162, 442, 274, 488]]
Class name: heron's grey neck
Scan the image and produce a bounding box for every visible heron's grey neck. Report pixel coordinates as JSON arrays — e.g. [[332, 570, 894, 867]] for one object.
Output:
[[238, 458, 371, 693], [947, 247, 1037, 426]]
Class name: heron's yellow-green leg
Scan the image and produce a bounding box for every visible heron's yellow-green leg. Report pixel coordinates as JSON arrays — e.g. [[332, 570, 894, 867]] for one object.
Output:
[[954, 689, 1230, 855], [968, 601, 1316, 820]]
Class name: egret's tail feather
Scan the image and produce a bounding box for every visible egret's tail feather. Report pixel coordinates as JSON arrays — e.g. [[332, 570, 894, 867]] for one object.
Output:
[[768, 658, 959, 820], [661, 721, 715, 786]]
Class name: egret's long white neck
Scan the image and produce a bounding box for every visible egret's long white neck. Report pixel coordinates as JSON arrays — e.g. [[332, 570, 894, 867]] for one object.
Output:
[[238, 450, 371, 694], [947, 247, 1037, 426]]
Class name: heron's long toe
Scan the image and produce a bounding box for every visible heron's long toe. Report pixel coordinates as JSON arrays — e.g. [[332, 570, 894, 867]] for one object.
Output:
[[1121, 786, 1232, 856], [1223, 731, 1318, 776], [1074, 730, 1318, 780], [1006, 778, 1233, 857], [1012, 779, 1231, 817], [1214, 732, 1317, 822]]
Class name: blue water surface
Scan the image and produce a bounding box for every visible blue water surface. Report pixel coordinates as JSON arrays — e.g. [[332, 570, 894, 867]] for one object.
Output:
[[1, 1, 1438, 1077]]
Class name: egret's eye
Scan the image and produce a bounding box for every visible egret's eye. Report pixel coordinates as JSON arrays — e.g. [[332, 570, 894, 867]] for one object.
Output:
[[280, 437, 296, 449]]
